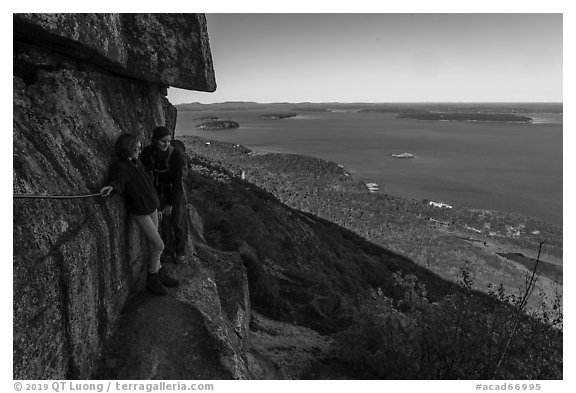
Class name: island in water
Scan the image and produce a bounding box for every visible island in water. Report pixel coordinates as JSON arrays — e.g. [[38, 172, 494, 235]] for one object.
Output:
[[259, 113, 298, 120], [196, 120, 240, 130]]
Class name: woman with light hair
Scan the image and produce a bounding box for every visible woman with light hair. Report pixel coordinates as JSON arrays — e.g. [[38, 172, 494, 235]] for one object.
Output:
[[100, 133, 179, 295]]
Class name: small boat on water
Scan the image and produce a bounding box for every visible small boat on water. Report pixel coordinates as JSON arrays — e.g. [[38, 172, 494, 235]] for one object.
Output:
[[391, 152, 414, 159]]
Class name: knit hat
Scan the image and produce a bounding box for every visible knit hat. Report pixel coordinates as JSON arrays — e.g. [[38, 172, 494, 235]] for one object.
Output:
[[152, 126, 172, 140]]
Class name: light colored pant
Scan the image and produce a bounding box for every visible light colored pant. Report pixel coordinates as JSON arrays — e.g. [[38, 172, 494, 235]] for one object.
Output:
[[132, 210, 164, 273]]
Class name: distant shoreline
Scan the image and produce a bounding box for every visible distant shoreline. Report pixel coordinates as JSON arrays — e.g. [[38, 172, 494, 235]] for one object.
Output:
[[178, 130, 562, 228], [396, 112, 533, 123], [179, 135, 562, 273], [175, 102, 562, 227], [179, 133, 561, 230], [176, 101, 563, 115]]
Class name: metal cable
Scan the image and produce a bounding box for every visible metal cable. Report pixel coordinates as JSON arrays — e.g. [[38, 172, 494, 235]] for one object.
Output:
[[14, 193, 103, 200]]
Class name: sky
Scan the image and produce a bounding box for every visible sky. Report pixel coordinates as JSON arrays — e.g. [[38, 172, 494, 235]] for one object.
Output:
[[168, 13, 563, 104]]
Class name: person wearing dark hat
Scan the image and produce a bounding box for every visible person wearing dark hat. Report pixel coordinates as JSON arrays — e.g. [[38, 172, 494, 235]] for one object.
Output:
[[140, 126, 189, 263]]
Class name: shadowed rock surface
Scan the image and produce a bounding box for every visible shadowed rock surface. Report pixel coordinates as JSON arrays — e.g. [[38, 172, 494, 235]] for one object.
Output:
[[94, 247, 250, 380], [13, 13, 216, 379], [14, 13, 216, 91]]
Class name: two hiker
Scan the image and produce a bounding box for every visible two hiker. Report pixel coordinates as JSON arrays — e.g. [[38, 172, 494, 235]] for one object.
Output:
[[100, 126, 188, 295]]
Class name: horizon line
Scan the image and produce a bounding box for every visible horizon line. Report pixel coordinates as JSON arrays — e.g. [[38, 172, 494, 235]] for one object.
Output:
[[174, 100, 563, 105]]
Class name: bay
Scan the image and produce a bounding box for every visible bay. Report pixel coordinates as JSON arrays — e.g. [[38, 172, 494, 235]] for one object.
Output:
[[175, 106, 562, 227]]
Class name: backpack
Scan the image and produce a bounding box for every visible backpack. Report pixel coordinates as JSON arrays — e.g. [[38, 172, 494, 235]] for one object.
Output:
[[148, 140, 188, 190], [172, 139, 188, 177]]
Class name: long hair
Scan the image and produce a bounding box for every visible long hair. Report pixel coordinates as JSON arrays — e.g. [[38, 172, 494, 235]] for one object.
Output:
[[114, 133, 138, 159]]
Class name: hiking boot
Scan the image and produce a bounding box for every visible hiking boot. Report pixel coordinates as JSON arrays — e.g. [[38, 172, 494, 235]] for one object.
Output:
[[159, 267, 179, 287], [146, 272, 168, 296]]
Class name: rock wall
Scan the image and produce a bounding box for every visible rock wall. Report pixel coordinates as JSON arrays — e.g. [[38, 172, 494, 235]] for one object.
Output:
[[14, 14, 216, 91], [13, 13, 216, 379]]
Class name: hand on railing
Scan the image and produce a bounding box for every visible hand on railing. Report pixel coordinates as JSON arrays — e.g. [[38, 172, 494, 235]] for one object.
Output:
[[100, 185, 114, 198]]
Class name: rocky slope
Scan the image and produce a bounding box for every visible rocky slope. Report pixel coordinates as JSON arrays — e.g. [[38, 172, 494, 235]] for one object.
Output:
[[180, 136, 562, 313], [174, 136, 562, 379], [135, 137, 560, 379]]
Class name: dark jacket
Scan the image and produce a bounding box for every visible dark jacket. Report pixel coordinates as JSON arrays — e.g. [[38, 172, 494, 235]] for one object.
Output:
[[140, 145, 186, 206], [106, 158, 160, 215]]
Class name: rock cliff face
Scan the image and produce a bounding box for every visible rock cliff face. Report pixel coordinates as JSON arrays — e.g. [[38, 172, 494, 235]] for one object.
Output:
[[12, 13, 220, 379], [14, 14, 216, 91]]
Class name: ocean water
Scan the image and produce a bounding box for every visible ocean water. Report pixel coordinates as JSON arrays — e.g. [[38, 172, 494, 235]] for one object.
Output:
[[175, 108, 563, 227]]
